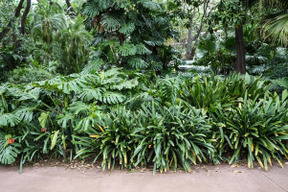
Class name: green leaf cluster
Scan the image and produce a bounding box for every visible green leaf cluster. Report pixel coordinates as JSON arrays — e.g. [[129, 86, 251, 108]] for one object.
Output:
[[82, 0, 181, 72], [0, 69, 288, 174]]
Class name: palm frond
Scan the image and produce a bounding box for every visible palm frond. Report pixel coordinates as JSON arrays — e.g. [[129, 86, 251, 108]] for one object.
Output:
[[262, 14, 288, 46]]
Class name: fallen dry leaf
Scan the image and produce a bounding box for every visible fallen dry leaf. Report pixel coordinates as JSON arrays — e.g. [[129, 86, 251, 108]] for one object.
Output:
[[233, 170, 242, 174]]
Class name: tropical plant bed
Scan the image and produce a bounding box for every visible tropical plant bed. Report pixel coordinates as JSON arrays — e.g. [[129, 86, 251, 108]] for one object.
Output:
[[1, 68, 288, 174]]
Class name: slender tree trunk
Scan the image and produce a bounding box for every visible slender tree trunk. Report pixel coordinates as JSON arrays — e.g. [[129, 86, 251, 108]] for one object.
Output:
[[65, 0, 75, 13], [185, 1, 212, 60], [185, 20, 193, 60], [235, 25, 246, 74], [0, 0, 25, 42], [189, 24, 205, 59], [21, 0, 31, 34]]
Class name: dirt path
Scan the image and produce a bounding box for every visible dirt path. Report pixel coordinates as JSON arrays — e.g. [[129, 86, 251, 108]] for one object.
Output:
[[0, 163, 288, 192]]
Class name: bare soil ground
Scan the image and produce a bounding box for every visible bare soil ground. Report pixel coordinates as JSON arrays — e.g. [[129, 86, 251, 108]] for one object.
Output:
[[0, 160, 288, 192]]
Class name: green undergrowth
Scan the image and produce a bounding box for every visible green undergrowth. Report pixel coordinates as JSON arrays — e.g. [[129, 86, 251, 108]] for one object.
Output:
[[0, 68, 288, 174]]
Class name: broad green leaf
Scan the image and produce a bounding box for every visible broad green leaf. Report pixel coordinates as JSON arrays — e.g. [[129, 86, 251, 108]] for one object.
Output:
[[50, 130, 60, 150], [38, 112, 50, 128]]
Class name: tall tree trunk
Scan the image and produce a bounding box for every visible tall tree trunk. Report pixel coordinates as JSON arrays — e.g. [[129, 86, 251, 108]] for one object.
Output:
[[235, 25, 246, 74], [21, 0, 32, 34], [189, 24, 204, 60], [0, 0, 25, 42], [185, 20, 193, 60]]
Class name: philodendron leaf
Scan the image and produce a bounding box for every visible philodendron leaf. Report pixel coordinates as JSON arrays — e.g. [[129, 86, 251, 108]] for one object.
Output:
[[50, 130, 60, 150], [38, 112, 50, 128], [0, 113, 21, 127], [0, 132, 20, 165]]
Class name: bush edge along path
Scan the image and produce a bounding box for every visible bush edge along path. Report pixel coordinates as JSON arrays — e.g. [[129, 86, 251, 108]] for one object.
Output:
[[1, 68, 288, 174]]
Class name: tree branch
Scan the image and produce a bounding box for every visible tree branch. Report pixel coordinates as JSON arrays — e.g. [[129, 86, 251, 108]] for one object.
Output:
[[65, 0, 76, 14], [49, 0, 62, 10], [21, 0, 32, 34], [0, 0, 25, 42]]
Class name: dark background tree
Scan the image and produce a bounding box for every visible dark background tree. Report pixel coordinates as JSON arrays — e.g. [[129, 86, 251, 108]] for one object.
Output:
[[20, 0, 31, 34], [82, 0, 181, 73], [210, 0, 249, 74], [0, 0, 25, 42]]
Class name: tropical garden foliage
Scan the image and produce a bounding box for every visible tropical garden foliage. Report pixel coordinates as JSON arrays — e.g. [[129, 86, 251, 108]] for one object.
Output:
[[0, 0, 288, 174]]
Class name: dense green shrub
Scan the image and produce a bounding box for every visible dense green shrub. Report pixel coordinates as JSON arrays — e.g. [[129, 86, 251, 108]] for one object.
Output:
[[212, 91, 288, 170], [0, 69, 288, 173], [132, 102, 213, 174], [179, 73, 269, 111], [74, 106, 137, 171], [82, 0, 181, 72]]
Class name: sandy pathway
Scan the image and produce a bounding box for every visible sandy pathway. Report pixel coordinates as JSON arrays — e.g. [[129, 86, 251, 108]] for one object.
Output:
[[0, 163, 288, 192]]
